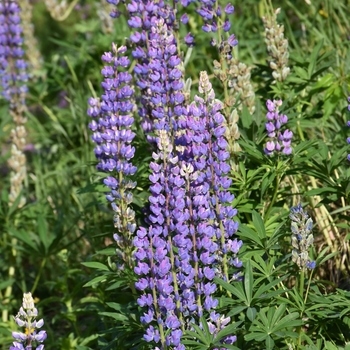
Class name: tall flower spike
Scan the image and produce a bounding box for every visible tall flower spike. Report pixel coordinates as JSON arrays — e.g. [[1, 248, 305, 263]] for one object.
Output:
[[134, 72, 240, 349], [290, 204, 316, 270], [262, 8, 290, 82], [0, 1, 29, 208], [10, 292, 47, 350], [88, 44, 137, 269], [264, 99, 292, 156], [107, 0, 180, 141]]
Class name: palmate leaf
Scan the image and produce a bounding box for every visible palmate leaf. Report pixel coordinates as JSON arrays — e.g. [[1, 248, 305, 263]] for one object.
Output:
[[214, 277, 247, 304], [238, 224, 264, 248], [244, 304, 301, 345]]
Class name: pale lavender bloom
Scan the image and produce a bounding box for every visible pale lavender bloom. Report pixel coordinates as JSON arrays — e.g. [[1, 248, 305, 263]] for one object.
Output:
[[264, 99, 293, 156], [10, 293, 46, 350]]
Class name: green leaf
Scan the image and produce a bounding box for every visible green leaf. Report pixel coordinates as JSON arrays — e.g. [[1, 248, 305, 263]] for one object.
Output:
[[244, 260, 253, 306], [324, 341, 339, 350], [252, 211, 266, 239], [305, 187, 339, 196], [294, 66, 309, 80], [83, 275, 108, 287], [99, 312, 129, 322], [37, 214, 50, 254], [310, 73, 334, 91], [214, 277, 247, 304], [215, 321, 242, 341], [0, 278, 15, 291], [187, 322, 211, 345], [246, 307, 257, 322], [8, 228, 39, 252], [261, 171, 276, 199], [308, 39, 323, 79], [265, 335, 275, 350], [81, 261, 110, 271], [238, 224, 263, 247], [244, 331, 267, 342]]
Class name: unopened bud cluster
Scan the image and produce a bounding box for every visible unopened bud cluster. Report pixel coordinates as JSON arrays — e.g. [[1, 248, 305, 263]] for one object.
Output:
[[262, 8, 290, 82], [227, 59, 255, 114], [290, 204, 316, 270], [224, 109, 241, 170]]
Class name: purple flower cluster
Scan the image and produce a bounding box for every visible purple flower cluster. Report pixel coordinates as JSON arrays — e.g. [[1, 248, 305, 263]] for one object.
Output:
[[183, 1, 237, 55], [88, 44, 137, 267], [133, 72, 240, 349], [134, 18, 184, 142], [10, 292, 47, 350], [0, 2, 28, 106], [264, 99, 293, 156], [347, 96, 350, 161]]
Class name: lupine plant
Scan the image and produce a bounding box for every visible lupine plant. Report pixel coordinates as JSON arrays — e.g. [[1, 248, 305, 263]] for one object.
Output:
[[10, 293, 46, 350], [1, 1, 350, 350]]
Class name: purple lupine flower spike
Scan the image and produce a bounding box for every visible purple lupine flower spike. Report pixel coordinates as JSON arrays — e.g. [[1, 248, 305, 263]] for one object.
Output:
[[0, 2, 28, 105], [264, 99, 292, 156], [10, 292, 47, 350], [134, 72, 240, 348], [88, 44, 137, 269], [1, 2, 29, 208]]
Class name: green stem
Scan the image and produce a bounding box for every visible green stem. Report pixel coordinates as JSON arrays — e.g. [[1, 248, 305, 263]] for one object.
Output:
[[297, 267, 305, 349], [2, 237, 17, 323], [304, 270, 313, 304], [149, 235, 167, 349], [264, 172, 280, 220]]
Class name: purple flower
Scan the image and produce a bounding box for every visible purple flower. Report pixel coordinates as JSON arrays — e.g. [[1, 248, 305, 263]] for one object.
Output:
[[224, 3, 235, 14], [264, 99, 292, 156], [0, 2, 28, 106], [88, 44, 137, 268], [11, 293, 46, 349]]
